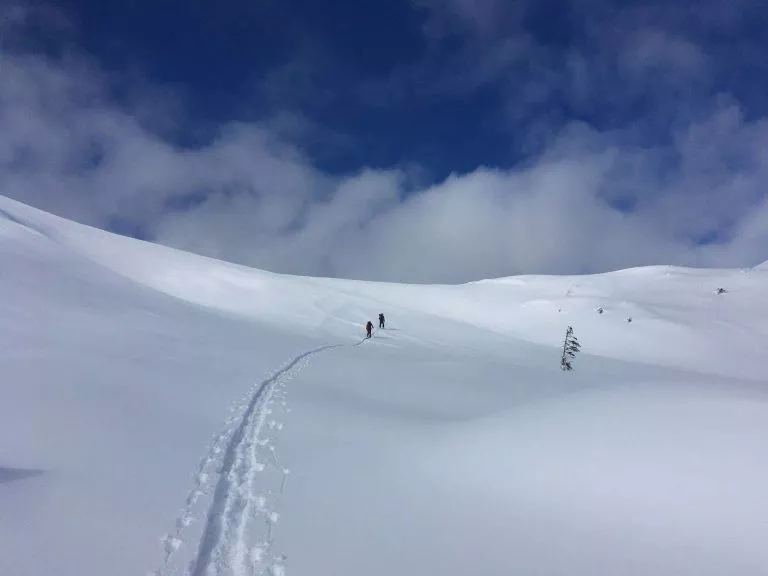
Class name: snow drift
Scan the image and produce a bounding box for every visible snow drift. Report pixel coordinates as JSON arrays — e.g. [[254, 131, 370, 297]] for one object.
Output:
[[1, 195, 767, 576]]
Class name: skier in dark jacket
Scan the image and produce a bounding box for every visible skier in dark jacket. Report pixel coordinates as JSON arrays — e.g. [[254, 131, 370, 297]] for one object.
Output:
[[378, 313, 385, 329], [366, 321, 373, 338]]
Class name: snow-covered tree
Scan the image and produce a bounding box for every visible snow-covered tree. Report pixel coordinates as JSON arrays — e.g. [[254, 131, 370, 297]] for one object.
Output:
[[561, 326, 581, 371]]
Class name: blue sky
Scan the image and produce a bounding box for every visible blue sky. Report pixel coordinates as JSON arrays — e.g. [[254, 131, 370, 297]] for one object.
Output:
[[41, 0, 515, 174], [1, 0, 768, 281], [45, 0, 767, 173]]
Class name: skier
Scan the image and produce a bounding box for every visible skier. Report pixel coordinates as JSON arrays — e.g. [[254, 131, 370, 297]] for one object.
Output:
[[366, 321, 373, 339], [378, 313, 385, 329]]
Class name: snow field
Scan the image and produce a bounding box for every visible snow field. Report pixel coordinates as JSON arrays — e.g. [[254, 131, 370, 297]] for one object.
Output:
[[1, 195, 767, 576]]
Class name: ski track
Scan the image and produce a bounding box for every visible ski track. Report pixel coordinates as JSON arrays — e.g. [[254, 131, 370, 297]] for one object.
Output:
[[152, 344, 341, 576]]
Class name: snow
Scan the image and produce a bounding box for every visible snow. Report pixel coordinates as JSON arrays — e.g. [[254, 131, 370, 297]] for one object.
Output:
[[1, 194, 767, 576]]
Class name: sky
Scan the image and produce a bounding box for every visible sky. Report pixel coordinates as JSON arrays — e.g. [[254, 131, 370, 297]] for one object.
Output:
[[1, 0, 767, 283]]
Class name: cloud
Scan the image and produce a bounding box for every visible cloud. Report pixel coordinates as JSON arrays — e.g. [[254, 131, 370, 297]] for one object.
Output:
[[622, 30, 708, 82], [722, 197, 768, 266], [0, 2, 766, 283], [154, 114, 768, 284], [414, 0, 527, 39], [385, 0, 754, 140]]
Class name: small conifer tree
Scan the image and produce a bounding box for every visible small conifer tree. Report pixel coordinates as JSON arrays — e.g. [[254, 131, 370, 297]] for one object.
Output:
[[561, 326, 581, 371]]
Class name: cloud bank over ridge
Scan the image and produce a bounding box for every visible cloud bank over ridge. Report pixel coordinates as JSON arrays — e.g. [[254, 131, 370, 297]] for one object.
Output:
[[1, 0, 767, 282]]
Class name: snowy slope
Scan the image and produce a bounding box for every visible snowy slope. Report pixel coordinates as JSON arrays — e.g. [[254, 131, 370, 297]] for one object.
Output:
[[1, 195, 767, 576]]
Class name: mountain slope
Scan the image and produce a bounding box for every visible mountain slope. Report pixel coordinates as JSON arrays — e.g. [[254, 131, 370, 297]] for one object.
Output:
[[1, 195, 767, 576]]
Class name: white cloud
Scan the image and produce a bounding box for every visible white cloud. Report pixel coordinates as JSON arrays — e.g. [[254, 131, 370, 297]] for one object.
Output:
[[622, 30, 709, 86], [0, 16, 767, 283]]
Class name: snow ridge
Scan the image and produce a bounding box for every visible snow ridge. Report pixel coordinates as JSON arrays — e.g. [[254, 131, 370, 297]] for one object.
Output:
[[0, 207, 51, 239]]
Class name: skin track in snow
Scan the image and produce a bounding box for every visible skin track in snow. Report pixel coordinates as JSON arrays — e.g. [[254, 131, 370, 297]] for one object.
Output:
[[155, 346, 340, 576]]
